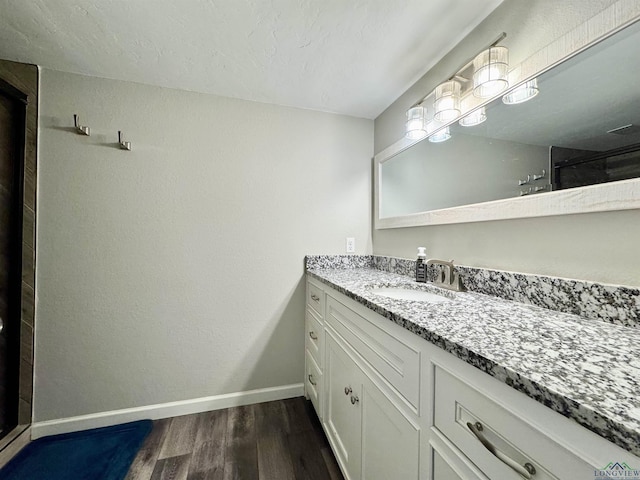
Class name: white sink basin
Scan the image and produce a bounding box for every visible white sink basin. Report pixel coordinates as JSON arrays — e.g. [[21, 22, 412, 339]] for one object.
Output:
[[371, 287, 451, 303]]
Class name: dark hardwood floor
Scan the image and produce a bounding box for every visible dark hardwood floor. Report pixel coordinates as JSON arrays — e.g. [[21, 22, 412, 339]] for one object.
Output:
[[125, 397, 344, 480]]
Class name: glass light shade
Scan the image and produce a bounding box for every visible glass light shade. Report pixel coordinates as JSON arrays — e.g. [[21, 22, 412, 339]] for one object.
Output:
[[434, 80, 461, 122], [473, 46, 509, 98], [428, 126, 451, 143], [458, 107, 487, 127], [405, 106, 428, 139], [502, 78, 539, 104]]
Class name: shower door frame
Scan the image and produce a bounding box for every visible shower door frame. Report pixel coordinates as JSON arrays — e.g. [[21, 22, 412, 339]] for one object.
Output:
[[0, 77, 27, 445]]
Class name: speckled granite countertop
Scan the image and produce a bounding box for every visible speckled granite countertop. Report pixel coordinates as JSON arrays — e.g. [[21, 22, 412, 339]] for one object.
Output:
[[307, 267, 640, 457]]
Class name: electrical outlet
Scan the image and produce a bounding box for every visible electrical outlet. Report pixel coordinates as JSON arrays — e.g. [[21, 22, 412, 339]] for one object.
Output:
[[346, 237, 355, 253]]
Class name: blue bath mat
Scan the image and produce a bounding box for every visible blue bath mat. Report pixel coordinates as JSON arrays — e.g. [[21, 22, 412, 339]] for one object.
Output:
[[0, 420, 152, 480]]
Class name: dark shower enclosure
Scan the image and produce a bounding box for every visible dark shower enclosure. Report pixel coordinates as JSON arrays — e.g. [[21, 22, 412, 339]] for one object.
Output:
[[0, 76, 26, 441]]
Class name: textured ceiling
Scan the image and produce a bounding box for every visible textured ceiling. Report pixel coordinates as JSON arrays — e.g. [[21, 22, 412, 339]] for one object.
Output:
[[0, 0, 503, 119]]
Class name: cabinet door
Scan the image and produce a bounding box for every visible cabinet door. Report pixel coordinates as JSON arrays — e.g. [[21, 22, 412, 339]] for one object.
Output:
[[361, 376, 420, 480], [324, 333, 363, 480], [428, 432, 488, 480], [433, 449, 465, 480], [435, 448, 485, 480]]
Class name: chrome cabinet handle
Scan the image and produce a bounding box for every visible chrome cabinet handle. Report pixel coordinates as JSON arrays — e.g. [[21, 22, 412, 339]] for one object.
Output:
[[310, 294, 320, 301], [344, 386, 352, 395], [308, 374, 316, 386], [309, 331, 318, 340], [350, 395, 359, 405], [467, 422, 536, 479]]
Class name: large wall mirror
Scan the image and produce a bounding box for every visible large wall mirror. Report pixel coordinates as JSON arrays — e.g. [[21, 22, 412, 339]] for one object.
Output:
[[375, 12, 640, 229]]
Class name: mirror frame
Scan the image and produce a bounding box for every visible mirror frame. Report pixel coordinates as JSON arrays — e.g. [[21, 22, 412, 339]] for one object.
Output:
[[374, 4, 640, 229]]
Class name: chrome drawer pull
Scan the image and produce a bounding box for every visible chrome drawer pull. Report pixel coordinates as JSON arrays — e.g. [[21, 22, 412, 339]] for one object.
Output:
[[309, 331, 318, 340], [467, 422, 536, 479], [344, 386, 352, 395], [310, 294, 320, 301], [350, 395, 359, 405], [308, 374, 317, 386]]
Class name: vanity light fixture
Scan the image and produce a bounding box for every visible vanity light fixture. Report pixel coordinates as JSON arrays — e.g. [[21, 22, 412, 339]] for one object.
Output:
[[473, 46, 509, 98], [459, 107, 487, 127], [403, 33, 506, 141], [428, 126, 451, 143], [502, 78, 539, 104], [434, 80, 462, 122], [405, 105, 428, 140]]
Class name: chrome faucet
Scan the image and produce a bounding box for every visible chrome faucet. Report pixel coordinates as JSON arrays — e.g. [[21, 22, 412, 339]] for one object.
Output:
[[426, 259, 464, 292]]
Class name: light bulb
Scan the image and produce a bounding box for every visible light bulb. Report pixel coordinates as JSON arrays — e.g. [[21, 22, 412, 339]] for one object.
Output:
[[405, 106, 427, 139], [459, 107, 487, 127], [503, 78, 539, 105], [428, 126, 451, 143], [434, 81, 461, 122], [473, 46, 509, 98]]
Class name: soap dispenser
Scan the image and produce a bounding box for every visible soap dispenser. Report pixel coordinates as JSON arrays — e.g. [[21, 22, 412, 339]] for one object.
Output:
[[416, 247, 427, 283]]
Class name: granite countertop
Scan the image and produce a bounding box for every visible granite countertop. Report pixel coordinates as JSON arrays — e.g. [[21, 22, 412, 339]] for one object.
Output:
[[307, 266, 640, 457]]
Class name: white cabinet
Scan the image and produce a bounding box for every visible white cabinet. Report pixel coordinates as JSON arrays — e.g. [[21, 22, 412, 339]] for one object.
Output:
[[433, 365, 589, 479], [305, 350, 322, 417], [434, 449, 465, 480], [305, 276, 640, 480], [423, 347, 640, 480], [325, 295, 421, 413], [307, 280, 325, 318], [306, 280, 421, 480], [305, 308, 323, 366], [360, 373, 419, 480], [325, 332, 364, 480], [429, 430, 488, 480], [304, 278, 326, 419], [324, 330, 420, 480]]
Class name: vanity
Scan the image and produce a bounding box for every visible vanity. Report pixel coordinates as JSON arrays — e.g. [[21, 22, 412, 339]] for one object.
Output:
[[306, 3, 640, 478], [304, 257, 640, 480]]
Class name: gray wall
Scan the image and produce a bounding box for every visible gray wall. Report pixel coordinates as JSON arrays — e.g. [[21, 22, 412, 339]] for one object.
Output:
[[35, 70, 372, 422], [373, 0, 640, 287]]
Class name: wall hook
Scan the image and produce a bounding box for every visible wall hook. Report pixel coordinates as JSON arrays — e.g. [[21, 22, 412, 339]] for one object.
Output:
[[73, 114, 90, 136], [518, 174, 531, 186], [118, 131, 131, 151], [533, 169, 546, 181]]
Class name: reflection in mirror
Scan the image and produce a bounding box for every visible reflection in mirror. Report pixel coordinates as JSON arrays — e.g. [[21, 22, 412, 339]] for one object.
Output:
[[380, 18, 640, 219]]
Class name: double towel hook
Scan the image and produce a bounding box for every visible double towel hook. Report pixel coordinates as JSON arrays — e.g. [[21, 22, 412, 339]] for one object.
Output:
[[73, 115, 131, 150]]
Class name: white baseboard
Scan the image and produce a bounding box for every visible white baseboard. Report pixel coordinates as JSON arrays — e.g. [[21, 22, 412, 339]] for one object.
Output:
[[31, 383, 304, 439]]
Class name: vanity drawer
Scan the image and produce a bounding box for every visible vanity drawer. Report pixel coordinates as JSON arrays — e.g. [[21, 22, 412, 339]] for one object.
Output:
[[305, 308, 324, 368], [305, 350, 323, 419], [307, 280, 325, 319], [433, 366, 593, 480], [325, 295, 420, 411]]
